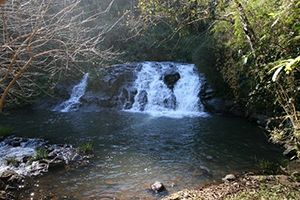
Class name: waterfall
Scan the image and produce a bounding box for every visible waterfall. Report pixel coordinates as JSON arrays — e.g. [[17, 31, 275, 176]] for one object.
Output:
[[53, 73, 89, 112], [127, 62, 206, 118]]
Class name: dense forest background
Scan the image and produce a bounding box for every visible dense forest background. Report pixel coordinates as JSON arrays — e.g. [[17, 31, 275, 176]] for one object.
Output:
[[0, 0, 299, 157]]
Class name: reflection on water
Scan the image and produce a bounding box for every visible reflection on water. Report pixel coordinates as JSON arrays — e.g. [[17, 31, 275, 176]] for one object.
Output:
[[0, 110, 283, 199]]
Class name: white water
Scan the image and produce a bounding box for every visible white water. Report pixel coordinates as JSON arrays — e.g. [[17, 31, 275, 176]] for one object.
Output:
[[53, 73, 89, 112], [0, 138, 44, 176], [128, 62, 206, 118]]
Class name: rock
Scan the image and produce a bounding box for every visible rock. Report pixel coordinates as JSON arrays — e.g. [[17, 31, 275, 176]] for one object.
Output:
[[79, 64, 138, 110], [163, 93, 176, 110], [0, 180, 6, 190], [0, 191, 7, 200], [151, 181, 166, 193], [137, 90, 148, 111], [0, 170, 19, 182], [291, 171, 300, 182], [222, 174, 236, 182], [163, 71, 180, 90]]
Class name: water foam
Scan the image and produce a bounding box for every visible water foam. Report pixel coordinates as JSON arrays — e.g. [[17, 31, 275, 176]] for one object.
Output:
[[53, 73, 89, 112], [127, 62, 207, 118]]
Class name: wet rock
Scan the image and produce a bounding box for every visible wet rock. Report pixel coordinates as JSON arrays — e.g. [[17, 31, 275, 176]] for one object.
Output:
[[222, 174, 236, 182], [163, 93, 176, 110], [137, 90, 148, 111], [151, 181, 166, 193], [0, 180, 5, 190], [163, 71, 180, 90], [0, 171, 20, 182], [79, 64, 138, 110], [0, 191, 7, 200]]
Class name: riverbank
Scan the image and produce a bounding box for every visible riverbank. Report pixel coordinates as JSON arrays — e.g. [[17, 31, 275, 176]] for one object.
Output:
[[162, 164, 300, 200]]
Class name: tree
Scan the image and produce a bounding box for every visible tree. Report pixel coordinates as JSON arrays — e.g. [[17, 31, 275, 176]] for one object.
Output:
[[0, 0, 120, 111]]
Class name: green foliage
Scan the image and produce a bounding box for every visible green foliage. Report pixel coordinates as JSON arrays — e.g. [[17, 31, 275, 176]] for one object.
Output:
[[35, 148, 48, 160], [0, 125, 13, 137], [78, 142, 93, 154], [256, 159, 283, 175], [137, 0, 300, 158]]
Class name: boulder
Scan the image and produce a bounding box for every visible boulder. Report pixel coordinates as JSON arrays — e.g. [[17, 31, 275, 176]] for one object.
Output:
[[151, 181, 166, 193], [222, 174, 236, 182], [137, 90, 148, 111], [79, 64, 139, 110], [163, 71, 180, 90]]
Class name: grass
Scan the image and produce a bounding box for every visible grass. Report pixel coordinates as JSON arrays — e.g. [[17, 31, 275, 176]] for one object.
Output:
[[35, 148, 48, 160], [78, 142, 93, 154], [0, 125, 13, 137]]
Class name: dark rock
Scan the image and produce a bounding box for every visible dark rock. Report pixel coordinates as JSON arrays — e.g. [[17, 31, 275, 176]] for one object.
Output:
[[163, 71, 180, 90], [137, 90, 148, 111], [7, 138, 21, 147], [151, 181, 166, 193], [163, 94, 176, 110], [0, 170, 24, 188], [48, 160, 65, 169], [0, 180, 6, 190], [249, 114, 269, 127], [22, 156, 32, 163], [79, 64, 138, 110]]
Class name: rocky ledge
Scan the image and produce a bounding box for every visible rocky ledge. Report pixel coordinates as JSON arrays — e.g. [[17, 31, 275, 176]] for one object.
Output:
[[0, 136, 91, 200]]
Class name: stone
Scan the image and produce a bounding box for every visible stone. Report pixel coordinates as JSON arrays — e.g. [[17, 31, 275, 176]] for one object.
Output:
[[0, 191, 6, 200], [163, 71, 180, 90], [0, 180, 6, 190], [137, 90, 148, 111], [151, 181, 166, 193], [222, 174, 236, 182]]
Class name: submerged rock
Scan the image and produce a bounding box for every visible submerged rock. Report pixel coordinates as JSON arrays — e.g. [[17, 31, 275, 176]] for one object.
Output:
[[151, 181, 166, 193]]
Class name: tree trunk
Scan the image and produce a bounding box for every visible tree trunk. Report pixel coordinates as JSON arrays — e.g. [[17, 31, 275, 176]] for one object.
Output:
[[234, 0, 257, 52]]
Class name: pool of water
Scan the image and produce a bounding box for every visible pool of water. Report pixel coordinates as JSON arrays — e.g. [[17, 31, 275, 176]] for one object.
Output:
[[0, 110, 283, 199]]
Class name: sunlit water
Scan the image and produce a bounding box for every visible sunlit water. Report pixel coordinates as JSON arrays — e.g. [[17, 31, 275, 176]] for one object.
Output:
[[0, 110, 283, 199]]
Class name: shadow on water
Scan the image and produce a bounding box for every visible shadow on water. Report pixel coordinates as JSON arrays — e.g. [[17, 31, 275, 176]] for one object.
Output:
[[0, 110, 283, 199]]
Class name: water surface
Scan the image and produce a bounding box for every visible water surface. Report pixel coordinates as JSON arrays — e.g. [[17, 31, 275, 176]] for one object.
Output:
[[1, 110, 283, 199]]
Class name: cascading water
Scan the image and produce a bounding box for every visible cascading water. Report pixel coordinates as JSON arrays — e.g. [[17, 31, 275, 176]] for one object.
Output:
[[53, 73, 89, 112], [128, 62, 206, 118]]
